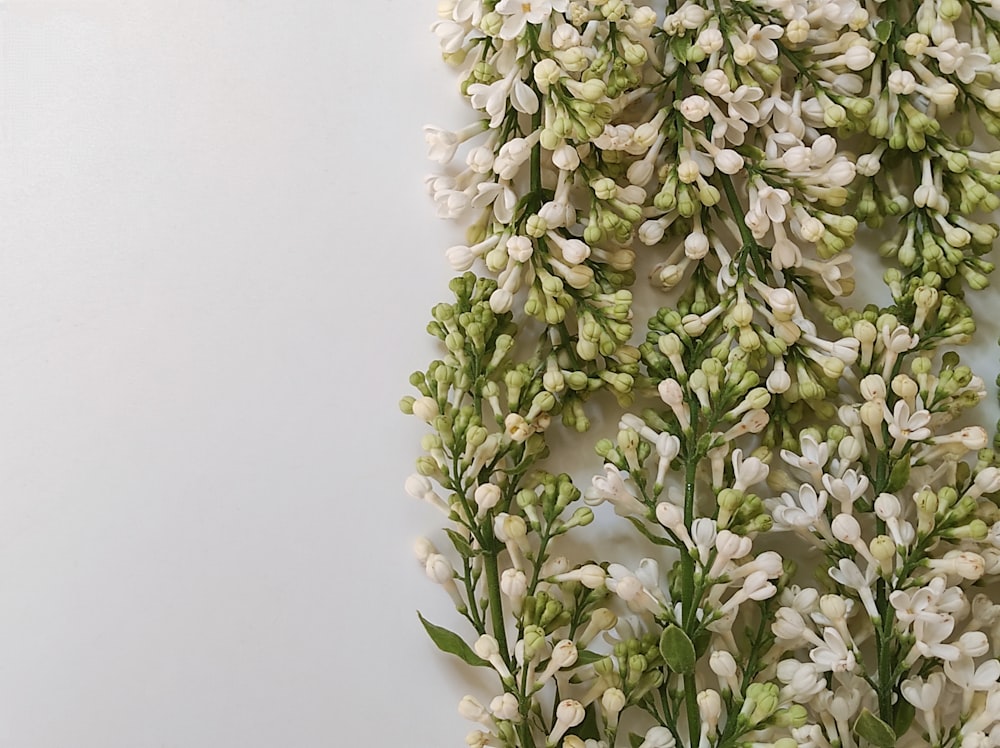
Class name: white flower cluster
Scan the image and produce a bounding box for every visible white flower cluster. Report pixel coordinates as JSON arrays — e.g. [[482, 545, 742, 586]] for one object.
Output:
[[406, 0, 1000, 746]]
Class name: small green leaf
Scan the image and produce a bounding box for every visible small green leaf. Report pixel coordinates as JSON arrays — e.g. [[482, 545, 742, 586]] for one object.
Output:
[[893, 699, 916, 736], [627, 516, 676, 547], [445, 528, 475, 558], [417, 612, 489, 667], [875, 19, 894, 43], [854, 708, 897, 748], [886, 459, 911, 493], [659, 625, 696, 674], [628, 733, 645, 748], [576, 649, 608, 665]]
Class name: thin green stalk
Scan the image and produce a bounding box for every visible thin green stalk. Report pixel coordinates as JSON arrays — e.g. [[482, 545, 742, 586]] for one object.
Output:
[[681, 435, 701, 747], [484, 548, 511, 661], [530, 108, 542, 198], [719, 172, 767, 280], [518, 665, 537, 748]]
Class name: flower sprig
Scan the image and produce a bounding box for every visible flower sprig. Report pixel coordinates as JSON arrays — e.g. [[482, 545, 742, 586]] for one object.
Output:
[[407, 1, 1000, 746]]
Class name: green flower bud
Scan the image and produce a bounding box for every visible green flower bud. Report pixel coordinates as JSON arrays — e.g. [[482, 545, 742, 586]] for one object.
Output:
[[939, 0, 962, 20], [773, 705, 809, 729], [415, 455, 438, 476], [823, 103, 848, 127], [626, 654, 648, 687], [522, 625, 547, 659], [745, 683, 780, 725]]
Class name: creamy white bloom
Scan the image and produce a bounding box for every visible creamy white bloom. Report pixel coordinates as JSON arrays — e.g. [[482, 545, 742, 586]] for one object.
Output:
[[886, 400, 933, 445], [495, 0, 570, 40], [809, 627, 857, 672], [744, 24, 783, 61], [587, 464, 646, 517], [770, 484, 828, 530], [929, 38, 990, 84]]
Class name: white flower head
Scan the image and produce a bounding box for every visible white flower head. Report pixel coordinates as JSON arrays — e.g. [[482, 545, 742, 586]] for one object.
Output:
[[495, 0, 569, 40], [930, 38, 990, 84], [744, 24, 783, 61]]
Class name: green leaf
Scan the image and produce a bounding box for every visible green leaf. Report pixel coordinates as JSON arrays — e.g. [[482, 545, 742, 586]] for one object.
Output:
[[417, 612, 489, 667], [445, 528, 475, 558], [875, 19, 894, 43], [886, 459, 911, 493], [893, 699, 916, 736], [576, 649, 608, 665], [854, 708, 897, 748], [627, 516, 676, 547], [628, 733, 645, 748], [576, 703, 601, 741], [659, 625, 696, 674], [693, 629, 712, 658]]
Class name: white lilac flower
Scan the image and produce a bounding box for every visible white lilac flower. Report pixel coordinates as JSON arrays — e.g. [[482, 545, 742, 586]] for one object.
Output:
[[809, 627, 857, 672], [929, 38, 990, 84], [495, 0, 570, 40], [911, 613, 961, 661], [744, 24, 784, 61], [587, 464, 647, 517], [468, 67, 539, 128], [776, 659, 828, 702], [829, 558, 880, 620], [725, 85, 765, 124], [885, 399, 932, 449], [606, 562, 664, 614], [781, 433, 830, 481], [770, 484, 829, 532], [423, 121, 487, 164], [945, 655, 1000, 694], [432, 19, 471, 55], [821, 470, 869, 513], [902, 673, 946, 742], [731, 448, 769, 491]]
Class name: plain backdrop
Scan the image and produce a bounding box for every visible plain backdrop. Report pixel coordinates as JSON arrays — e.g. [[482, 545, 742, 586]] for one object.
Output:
[[0, 2, 998, 747], [0, 1, 470, 746]]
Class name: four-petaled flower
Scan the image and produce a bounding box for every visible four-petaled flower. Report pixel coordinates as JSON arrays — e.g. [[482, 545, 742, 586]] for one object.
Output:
[[744, 24, 783, 61], [886, 399, 933, 446]]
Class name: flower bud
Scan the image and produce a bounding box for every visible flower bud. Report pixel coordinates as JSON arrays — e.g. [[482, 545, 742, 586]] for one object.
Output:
[[870, 535, 896, 563], [819, 594, 848, 621], [710, 650, 738, 678], [490, 692, 519, 721], [601, 687, 627, 716], [426, 553, 455, 584], [639, 726, 677, 748], [475, 483, 502, 512], [458, 695, 489, 723], [832, 513, 862, 544], [974, 467, 1000, 494]]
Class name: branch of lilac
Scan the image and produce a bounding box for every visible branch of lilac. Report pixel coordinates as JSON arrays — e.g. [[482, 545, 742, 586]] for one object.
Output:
[[404, 1, 1000, 746]]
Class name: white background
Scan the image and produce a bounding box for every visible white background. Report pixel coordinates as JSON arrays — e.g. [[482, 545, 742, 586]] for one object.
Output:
[[0, 2, 998, 747], [0, 1, 471, 746]]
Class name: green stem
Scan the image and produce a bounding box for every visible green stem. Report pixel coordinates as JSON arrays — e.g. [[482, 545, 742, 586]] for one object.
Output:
[[484, 548, 511, 661], [719, 172, 768, 280], [871, 447, 900, 724], [530, 107, 543, 202], [876, 602, 894, 721], [518, 666, 537, 748], [681, 436, 701, 748]]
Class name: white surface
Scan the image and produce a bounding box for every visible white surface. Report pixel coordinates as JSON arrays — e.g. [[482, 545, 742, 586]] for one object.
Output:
[[0, 2, 466, 746], [0, 3, 997, 748]]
